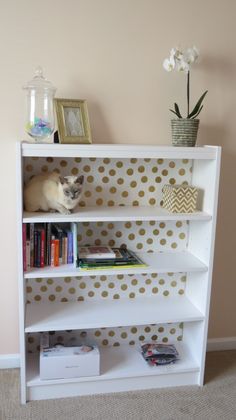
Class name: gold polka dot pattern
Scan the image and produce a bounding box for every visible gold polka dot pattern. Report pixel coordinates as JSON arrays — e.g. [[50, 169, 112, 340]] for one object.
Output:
[[26, 272, 187, 303], [26, 322, 183, 352], [77, 220, 187, 252], [24, 157, 192, 207]]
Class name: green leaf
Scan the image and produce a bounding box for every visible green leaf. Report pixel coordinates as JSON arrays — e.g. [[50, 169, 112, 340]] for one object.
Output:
[[169, 109, 182, 118], [188, 90, 208, 119], [174, 103, 182, 118], [190, 105, 203, 119]]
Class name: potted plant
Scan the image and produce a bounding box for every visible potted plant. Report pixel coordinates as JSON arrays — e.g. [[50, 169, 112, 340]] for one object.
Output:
[[163, 46, 207, 147]]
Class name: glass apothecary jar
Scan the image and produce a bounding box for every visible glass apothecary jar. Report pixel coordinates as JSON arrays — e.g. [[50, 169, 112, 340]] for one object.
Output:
[[23, 67, 56, 142]]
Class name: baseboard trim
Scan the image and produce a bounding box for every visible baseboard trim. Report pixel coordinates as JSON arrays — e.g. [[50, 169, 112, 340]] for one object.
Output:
[[207, 337, 236, 352], [0, 354, 20, 369], [0, 337, 236, 369]]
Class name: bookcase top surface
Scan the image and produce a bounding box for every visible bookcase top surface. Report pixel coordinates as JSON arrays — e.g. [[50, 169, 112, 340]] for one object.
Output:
[[20, 142, 220, 159]]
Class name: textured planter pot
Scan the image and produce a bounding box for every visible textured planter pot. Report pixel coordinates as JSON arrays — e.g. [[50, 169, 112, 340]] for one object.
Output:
[[171, 119, 199, 147]]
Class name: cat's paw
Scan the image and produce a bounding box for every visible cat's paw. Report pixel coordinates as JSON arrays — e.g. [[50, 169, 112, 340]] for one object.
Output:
[[61, 208, 71, 215]]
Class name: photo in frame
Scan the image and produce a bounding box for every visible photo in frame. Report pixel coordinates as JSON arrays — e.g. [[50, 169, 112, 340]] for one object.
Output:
[[54, 98, 92, 144]]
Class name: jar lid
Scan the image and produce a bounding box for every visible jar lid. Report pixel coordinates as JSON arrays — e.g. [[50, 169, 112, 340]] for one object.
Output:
[[23, 66, 56, 93]]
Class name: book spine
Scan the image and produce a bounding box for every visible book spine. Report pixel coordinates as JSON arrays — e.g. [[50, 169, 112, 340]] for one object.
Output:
[[29, 223, 34, 268], [72, 222, 77, 267], [67, 231, 73, 264], [61, 236, 65, 264], [43, 223, 47, 266], [46, 223, 51, 266], [58, 232, 63, 264], [54, 239, 59, 267], [40, 229, 45, 268], [33, 229, 38, 267], [36, 231, 41, 268], [26, 240, 31, 272], [22, 224, 27, 272], [50, 236, 55, 267], [64, 237, 68, 265]]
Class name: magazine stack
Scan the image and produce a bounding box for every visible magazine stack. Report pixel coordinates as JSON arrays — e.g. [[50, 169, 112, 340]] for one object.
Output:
[[77, 246, 147, 271]]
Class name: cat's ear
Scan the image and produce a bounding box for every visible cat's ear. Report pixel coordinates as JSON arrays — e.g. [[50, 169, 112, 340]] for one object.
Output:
[[76, 175, 84, 185], [59, 176, 69, 185]]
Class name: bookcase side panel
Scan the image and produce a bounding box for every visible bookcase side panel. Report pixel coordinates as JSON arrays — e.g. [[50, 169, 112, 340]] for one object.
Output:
[[17, 143, 27, 404], [186, 150, 221, 385]]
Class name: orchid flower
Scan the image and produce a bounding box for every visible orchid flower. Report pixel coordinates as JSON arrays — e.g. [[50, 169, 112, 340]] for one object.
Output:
[[163, 46, 207, 119]]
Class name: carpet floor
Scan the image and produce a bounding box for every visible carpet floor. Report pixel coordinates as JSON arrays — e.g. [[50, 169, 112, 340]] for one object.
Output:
[[0, 350, 236, 420]]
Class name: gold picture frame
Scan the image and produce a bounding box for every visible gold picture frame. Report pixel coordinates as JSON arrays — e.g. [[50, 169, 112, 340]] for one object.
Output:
[[54, 98, 92, 144]]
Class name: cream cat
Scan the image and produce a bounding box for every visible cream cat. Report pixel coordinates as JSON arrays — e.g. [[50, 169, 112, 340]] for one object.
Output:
[[24, 172, 84, 214]]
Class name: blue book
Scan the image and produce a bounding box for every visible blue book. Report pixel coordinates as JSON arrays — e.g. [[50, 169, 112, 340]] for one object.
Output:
[[67, 230, 73, 264], [33, 229, 41, 268]]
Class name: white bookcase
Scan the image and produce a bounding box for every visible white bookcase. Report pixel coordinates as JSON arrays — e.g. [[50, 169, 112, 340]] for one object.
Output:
[[17, 142, 221, 403]]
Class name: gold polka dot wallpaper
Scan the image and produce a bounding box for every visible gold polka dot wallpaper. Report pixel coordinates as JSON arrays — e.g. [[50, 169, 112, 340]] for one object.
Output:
[[27, 322, 183, 353], [24, 157, 192, 207]]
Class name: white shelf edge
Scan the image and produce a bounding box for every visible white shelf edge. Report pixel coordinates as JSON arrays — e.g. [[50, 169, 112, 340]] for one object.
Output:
[[23, 206, 212, 223], [24, 251, 208, 279], [26, 342, 200, 387], [21, 142, 218, 160], [25, 296, 205, 333]]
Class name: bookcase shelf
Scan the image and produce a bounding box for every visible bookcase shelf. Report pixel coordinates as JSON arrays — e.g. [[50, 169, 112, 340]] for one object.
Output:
[[17, 142, 221, 403], [26, 342, 199, 400], [24, 250, 207, 278], [23, 206, 212, 223], [25, 296, 204, 333]]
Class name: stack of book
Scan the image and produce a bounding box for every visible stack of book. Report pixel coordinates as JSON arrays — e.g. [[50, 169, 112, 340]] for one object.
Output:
[[77, 246, 147, 270], [23, 223, 75, 271]]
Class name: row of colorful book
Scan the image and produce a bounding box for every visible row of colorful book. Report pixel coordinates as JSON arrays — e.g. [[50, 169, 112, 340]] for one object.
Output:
[[23, 223, 147, 272], [23, 223, 74, 271]]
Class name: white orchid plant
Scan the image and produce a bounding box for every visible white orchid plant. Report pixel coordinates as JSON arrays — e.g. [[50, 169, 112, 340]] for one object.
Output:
[[163, 46, 207, 119]]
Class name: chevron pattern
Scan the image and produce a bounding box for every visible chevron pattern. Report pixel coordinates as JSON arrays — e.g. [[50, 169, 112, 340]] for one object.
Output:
[[162, 184, 198, 213]]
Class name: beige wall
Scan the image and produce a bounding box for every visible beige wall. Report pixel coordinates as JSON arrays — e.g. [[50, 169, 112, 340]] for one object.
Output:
[[0, 0, 235, 354]]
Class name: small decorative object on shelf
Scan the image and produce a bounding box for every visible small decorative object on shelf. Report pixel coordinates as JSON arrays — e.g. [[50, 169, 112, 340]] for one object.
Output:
[[162, 184, 198, 213], [141, 343, 179, 366], [23, 67, 56, 142], [40, 333, 100, 380], [54, 98, 92, 144], [163, 46, 208, 147]]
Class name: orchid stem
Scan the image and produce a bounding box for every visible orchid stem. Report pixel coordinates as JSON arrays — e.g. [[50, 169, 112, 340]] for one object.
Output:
[[187, 71, 190, 118]]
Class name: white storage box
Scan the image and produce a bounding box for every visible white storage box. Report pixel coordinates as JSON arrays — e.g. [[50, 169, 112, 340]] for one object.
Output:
[[40, 333, 100, 380]]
